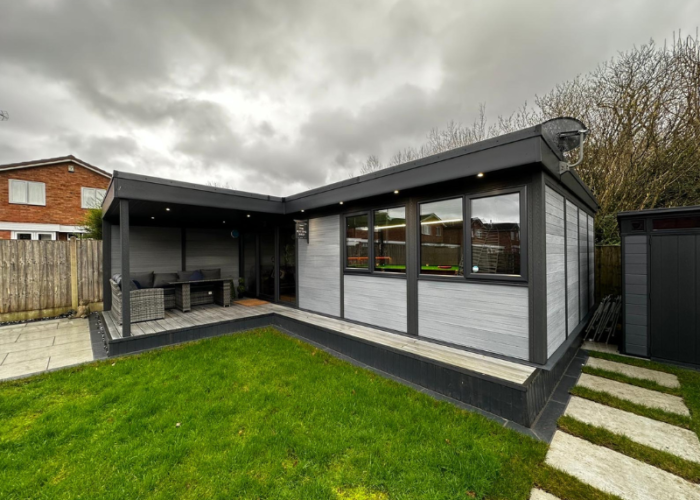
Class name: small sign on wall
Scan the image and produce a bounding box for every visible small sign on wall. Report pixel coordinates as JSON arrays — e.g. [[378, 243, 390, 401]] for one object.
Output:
[[295, 220, 309, 242]]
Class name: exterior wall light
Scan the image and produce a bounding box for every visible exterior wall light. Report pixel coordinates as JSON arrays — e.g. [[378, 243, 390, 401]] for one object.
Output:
[[394, 190, 399, 194], [477, 173, 484, 178], [339, 201, 344, 205]]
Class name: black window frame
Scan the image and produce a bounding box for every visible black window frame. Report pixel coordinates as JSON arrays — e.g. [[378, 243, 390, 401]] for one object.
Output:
[[418, 195, 466, 279], [465, 187, 528, 282], [343, 205, 408, 278]]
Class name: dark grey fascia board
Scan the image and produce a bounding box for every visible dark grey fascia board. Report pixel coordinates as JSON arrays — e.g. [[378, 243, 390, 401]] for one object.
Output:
[[618, 205, 700, 219], [285, 136, 544, 213], [106, 171, 286, 214]]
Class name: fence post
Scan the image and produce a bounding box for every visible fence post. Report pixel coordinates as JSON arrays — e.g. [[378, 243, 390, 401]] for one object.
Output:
[[70, 238, 79, 310]]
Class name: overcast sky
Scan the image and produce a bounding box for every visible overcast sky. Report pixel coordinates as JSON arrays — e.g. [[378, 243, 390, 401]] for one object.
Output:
[[1, 1, 698, 196]]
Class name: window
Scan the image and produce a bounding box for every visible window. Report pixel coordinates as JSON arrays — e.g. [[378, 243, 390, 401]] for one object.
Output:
[[420, 198, 463, 276], [374, 207, 406, 273], [16, 233, 32, 240], [346, 214, 369, 269], [82, 187, 107, 209], [11, 232, 56, 240], [9, 179, 45, 206], [470, 192, 521, 276]]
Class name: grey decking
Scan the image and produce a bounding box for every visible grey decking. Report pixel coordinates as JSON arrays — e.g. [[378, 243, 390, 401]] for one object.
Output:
[[102, 303, 535, 385]]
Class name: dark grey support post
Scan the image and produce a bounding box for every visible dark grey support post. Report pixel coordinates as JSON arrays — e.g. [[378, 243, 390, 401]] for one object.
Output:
[[103, 219, 112, 311], [181, 227, 187, 271], [406, 198, 419, 336], [120, 199, 131, 337]]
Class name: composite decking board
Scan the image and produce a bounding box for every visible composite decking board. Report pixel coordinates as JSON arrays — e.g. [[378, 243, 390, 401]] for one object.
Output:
[[545, 187, 567, 358], [103, 303, 534, 385]]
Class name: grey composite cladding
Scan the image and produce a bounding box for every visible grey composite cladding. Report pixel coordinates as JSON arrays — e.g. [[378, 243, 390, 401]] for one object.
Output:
[[298, 215, 341, 317], [588, 214, 595, 307], [566, 201, 579, 335], [545, 186, 566, 357], [579, 211, 589, 315], [344, 275, 407, 332], [418, 280, 529, 360], [624, 234, 648, 356], [111, 226, 182, 274], [186, 228, 239, 282]]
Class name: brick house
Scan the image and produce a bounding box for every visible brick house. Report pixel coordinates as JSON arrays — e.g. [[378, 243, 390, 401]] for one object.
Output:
[[0, 156, 111, 240]]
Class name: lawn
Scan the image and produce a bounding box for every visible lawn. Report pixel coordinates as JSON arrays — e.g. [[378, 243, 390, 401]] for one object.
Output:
[[0, 327, 547, 500]]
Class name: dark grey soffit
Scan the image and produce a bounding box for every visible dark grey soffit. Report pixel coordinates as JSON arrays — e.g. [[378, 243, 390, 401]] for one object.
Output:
[[103, 124, 599, 215]]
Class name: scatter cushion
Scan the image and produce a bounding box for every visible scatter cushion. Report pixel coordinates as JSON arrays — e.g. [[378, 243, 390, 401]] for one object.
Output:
[[111, 274, 122, 286], [190, 270, 205, 281], [132, 280, 142, 290], [153, 272, 178, 287], [131, 271, 154, 289], [201, 268, 221, 279], [177, 271, 193, 282]]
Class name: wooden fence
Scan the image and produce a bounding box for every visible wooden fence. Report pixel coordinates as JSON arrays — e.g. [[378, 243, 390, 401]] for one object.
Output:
[[595, 245, 621, 302], [0, 240, 103, 322]]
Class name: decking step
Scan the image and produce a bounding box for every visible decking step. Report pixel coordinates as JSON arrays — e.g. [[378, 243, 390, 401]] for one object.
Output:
[[582, 341, 619, 354], [586, 357, 680, 388], [529, 488, 560, 500], [565, 396, 700, 462], [546, 431, 700, 500], [577, 373, 689, 416]]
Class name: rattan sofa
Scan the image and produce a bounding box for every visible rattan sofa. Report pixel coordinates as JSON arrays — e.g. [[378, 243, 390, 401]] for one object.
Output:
[[110, 279, 165, 324]]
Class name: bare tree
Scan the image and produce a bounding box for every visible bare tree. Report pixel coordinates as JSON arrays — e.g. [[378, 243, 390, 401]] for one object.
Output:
[[362, 33, 700, 243]]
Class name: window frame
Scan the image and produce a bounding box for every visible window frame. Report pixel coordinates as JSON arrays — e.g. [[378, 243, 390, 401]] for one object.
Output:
[[372, 205, 407, 275], [9, 179, 46, 206], [81, 187, 107, 209], [344, 211, 372, 274], [344, 204, 408, 277], [464, 187, 528, 282], [418, 195, 465, 279], [11, 231, 56, 240]]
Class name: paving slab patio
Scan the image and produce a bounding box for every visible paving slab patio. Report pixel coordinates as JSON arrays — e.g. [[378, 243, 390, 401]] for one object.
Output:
[[565, 396, 700, 462], [0, 318, 95, 381], [586, 357, 680, 388], [577, 373, 690, 416], [546, 431, 700, 500]]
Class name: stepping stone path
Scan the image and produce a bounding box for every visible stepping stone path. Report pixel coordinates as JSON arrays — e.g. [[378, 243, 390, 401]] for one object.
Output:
[[577, 373, 689, 416], [531, 351, 699, 500], [565, 396, 700, 463], [586, 357, 680, 388]]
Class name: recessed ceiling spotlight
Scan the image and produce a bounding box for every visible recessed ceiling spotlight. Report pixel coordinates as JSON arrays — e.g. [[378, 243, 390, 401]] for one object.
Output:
[[223, 221, 226, 223], [339, 201, 344, 205], [166, 207, 171, 211], [151, 216, 155, 219], [301, 209, 305, 213], [394, 190, 399, 194], [246, 214, 251, 218], [477, 172, 484, 178]]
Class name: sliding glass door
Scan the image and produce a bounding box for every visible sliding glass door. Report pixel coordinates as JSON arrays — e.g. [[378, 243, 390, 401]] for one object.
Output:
[[278, 225, 296, 305], [259, 232, 276, 300]]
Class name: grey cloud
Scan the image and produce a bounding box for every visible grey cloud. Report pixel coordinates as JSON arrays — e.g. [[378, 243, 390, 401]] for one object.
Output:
[[1, 0, 699, 196]]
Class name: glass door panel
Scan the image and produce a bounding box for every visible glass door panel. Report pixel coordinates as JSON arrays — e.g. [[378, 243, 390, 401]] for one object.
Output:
[[259, 232, 276, 300], [279, 226, 296, 304]]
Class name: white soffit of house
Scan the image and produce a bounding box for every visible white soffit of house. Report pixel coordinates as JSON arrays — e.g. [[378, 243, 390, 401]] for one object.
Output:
[[0, 222, 87, 233]]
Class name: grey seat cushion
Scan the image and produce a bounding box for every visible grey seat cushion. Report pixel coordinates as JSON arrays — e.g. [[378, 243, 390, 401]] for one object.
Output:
[[177, 270, 194, 282], [131, 271, 154, 289], [153, 272, 178, 288], [201, 268, 221, 279]]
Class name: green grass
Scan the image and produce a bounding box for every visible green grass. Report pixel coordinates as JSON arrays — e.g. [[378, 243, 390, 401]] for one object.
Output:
[[582, 366, 682, 396], [559, 415, 700, 484], [586, 350, 700, 437], [0, 327, 547, 500], [570, 385, 694, 429]]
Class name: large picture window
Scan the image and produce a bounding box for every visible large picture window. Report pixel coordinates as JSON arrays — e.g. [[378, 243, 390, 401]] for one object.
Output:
[[470, 192, 521, 276], [420, 198, 464, 276], [374, 207, 406, 273], [346, 214, 369, 269]]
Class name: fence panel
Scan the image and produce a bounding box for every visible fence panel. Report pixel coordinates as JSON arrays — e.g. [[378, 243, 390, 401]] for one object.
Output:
[[595, 245, 621, 302], [0, 240, 102, 321]]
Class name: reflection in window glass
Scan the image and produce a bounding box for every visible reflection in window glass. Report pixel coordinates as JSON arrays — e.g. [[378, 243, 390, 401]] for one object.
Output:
[[346, 214, 369, 268], [420, 198, 463, 276], [470, 193, 521, 276], [652, 217, 700, 231], [374, 207, 406, 273]]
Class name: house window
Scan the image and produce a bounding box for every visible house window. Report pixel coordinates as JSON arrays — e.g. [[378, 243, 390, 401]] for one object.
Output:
[[374, 207, 406, 273], [346, 214, 369, 269], [420, 198, 464, 276], [16, 233, 32, 240], [470, 192, 521, 276], [12, 232, 56, 240], [81, 187, 107, 209], [9, 179, 46, 206]]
